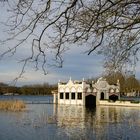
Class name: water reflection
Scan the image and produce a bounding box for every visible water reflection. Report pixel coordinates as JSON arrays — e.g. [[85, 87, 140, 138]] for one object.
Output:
[[54, 105, 140, 140], [1, 104, 140, 140], [53, 105, 86, 139]]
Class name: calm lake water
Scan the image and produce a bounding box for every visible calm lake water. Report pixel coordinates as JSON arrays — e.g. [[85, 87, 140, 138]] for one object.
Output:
[[0, 95, 140, 140]]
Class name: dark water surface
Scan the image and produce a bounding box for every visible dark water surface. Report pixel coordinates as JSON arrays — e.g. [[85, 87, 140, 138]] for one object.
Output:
[[0, 96, 140, 140]]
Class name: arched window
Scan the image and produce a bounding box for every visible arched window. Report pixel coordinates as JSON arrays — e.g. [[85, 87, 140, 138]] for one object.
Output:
[[100, 92, 104, 100]]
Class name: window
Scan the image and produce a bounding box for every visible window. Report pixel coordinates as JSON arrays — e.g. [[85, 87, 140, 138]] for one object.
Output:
[[66, 92, 69, 99], [78, 92, 82, 99], [71, 92, 75, 99], [60, 93, 63, 99]]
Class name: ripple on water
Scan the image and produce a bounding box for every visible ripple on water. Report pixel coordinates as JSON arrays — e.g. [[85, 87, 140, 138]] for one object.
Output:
[[0, 102, 140, 139]]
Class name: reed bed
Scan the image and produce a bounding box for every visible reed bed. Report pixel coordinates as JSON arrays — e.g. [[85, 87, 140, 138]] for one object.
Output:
[[0, 100, 26, 111]]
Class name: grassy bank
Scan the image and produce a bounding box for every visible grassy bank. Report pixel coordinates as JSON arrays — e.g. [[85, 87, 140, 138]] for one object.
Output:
[[0, 100, 26, 111]]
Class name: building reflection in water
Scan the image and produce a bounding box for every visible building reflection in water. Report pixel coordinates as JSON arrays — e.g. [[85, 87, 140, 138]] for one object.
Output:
[[53, 104, 140, 139], [53, 104, 86, 139]]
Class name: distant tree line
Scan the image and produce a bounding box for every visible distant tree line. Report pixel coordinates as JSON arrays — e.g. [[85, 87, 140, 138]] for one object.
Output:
[[0, 83, 57, 95], [1, 72, 140, 96]]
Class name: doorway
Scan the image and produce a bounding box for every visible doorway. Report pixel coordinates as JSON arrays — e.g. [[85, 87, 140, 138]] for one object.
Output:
[[109, 94, 118, 101], [100, 92, 104, 100], [85, 95, 96, 107]]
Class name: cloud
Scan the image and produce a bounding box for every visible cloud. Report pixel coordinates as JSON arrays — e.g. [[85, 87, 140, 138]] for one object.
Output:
[[0, 46, 105, 86]]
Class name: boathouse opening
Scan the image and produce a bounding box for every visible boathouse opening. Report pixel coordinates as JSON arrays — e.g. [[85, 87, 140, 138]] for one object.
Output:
[[85, 95, 96, 107], [100, 92, 104, 100], [109, 94, 118, 101]]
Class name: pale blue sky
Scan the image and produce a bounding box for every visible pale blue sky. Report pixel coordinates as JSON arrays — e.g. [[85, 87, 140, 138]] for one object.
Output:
[[0, 2, 104, 86], [0, 40, 104, 86], [0, 1, 140, 86]]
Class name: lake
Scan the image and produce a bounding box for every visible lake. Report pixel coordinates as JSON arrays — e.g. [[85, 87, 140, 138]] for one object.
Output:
[[0, 95, 140, 140]]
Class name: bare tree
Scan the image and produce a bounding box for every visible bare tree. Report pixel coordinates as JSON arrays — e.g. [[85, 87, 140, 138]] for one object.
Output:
[[1, 0, 140, 77]]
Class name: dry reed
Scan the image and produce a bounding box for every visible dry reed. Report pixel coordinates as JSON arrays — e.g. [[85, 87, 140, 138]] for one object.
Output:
[[0, 100, 26, 111]]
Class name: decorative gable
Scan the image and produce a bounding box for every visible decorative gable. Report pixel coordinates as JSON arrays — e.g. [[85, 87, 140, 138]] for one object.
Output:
[[67, 79, 74, 86]]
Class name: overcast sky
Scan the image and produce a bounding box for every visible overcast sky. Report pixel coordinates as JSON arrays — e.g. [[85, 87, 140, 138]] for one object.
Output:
[[0, 1, 140, 86]]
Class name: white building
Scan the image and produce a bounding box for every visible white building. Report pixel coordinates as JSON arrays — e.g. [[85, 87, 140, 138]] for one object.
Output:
[[53, 77, 120, 106]]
